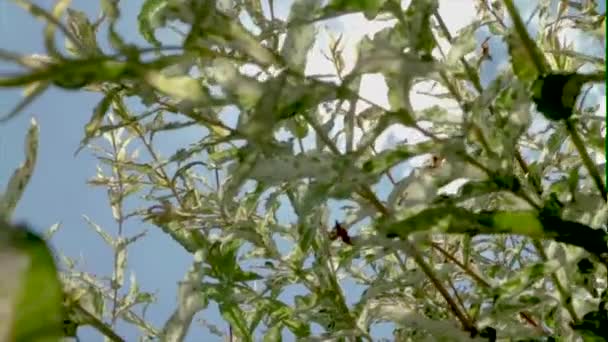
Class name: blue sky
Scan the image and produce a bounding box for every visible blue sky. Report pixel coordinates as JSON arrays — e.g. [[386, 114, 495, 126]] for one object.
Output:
[[0, 0, 605, 341]]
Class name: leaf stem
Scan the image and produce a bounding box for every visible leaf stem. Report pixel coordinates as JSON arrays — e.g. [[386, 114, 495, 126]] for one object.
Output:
[[108, 108, 126, 325]]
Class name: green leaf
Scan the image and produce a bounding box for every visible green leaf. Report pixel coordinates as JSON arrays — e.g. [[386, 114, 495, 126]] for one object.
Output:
[[219, 303, 252, 340], [401, 0, 438, 56], [361, 140, 436, 174], [455, 180, 501, 200], [49, 59, 133, 90], [207, 239, 260, 282], [282, 0, 323, 73], [244, 77, 334, 142], [380, 205, 608, 259], [113, 239, 127, 288], [76, 89, 117, 154], [320, 0, 388, 19], [213, 16, 278, 66], [65, 8, 101, 57], [144, 71, 210, 105], [0, 118, 39, 220], [137, 0, 168, 47], [506, 31, 540, 83], [0, 220, 64, 341], [263, 325, 282, 342], [284, 115, 310, 139]]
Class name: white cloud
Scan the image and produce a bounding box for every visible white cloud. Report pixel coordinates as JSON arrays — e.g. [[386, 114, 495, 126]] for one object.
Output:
[[434, 0, 478, 33], [326, 0, 477, 107]]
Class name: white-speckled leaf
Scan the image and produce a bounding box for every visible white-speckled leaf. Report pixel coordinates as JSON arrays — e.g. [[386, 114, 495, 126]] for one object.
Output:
[[244, 151, 343, 185], [281, 0, 323, 73], [0, 118, 39, 219], [225, 149, 378, 198]]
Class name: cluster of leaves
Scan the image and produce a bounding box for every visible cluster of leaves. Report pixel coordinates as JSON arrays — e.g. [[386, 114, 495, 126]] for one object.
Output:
[[0, 0, 606, 341]]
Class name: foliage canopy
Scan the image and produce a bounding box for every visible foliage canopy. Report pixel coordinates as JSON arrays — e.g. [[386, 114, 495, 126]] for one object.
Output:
[[0, 0, 606, 341]]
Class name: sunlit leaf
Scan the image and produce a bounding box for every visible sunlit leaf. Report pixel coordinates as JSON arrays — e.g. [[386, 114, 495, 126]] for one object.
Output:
[[144, 71, 210, 104]]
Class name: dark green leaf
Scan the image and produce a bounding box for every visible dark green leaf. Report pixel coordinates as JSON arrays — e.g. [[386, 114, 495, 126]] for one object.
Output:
[[532, 73, 588, 121]]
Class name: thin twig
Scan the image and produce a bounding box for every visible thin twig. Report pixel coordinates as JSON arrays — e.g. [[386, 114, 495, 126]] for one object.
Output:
[[108, 112, 126, 326]]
